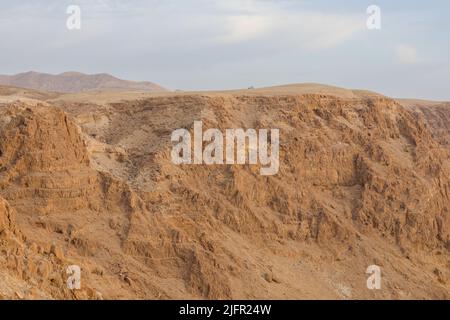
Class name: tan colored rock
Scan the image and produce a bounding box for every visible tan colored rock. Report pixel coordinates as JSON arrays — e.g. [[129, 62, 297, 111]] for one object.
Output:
[[50, 244, 64, 260], [0, 88, 448, 300]]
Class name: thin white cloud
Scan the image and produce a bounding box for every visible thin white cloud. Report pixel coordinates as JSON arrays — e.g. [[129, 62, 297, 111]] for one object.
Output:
[[219, 15, 271, 43], [215, 5, 363, 50], [288, 12, 363, 50], [395, 44, 419, 64]]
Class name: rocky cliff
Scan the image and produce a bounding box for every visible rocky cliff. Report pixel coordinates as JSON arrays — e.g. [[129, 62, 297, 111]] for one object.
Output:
[[0, 89, 449, 299]]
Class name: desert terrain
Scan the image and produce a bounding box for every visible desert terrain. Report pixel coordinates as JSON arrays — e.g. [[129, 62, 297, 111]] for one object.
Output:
[[0, 72, 166, 93], [0, 82, 449, 299]]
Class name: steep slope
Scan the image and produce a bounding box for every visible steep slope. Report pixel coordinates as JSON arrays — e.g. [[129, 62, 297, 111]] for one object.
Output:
[[0, 194, 74, 299], [0, 71, 167, 93], [0, 103, 149, 299], [0, 91, 449, 299], [399, 99, 450, 149], [61, 94, 450, 298]]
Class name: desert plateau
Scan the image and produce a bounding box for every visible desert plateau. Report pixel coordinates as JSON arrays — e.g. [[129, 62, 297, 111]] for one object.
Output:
[[0, 79, 449, 299]]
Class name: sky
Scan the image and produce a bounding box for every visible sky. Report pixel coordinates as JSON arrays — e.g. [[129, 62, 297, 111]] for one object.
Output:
[[0, 0, 449, 100]]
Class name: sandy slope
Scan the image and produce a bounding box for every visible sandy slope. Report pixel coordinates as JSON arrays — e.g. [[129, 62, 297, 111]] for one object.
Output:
[[0, 84, 449, 299]]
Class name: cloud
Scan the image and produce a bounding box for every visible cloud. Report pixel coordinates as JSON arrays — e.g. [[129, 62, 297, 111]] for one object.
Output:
[[219, 15, 271, 43], [213, 0, 363, 49], [288, 12, 363, 50], [395, 44, 419, 64]]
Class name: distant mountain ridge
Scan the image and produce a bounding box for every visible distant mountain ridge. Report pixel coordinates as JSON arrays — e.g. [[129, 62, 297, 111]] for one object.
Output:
[[0, 71, 167, 93]]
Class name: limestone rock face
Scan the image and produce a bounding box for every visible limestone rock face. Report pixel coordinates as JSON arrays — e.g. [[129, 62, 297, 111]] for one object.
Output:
[[0, 91, 449, 299]]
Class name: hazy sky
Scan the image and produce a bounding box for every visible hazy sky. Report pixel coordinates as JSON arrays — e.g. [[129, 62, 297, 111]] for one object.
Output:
[[1, 0, 449, 100]]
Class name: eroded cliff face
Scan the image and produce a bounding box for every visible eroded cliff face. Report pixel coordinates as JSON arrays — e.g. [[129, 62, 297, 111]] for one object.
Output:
[[403, 101, 450, 149], [0, 93, 449, 299]]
